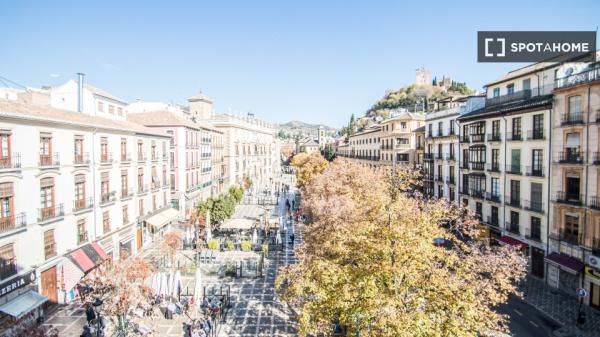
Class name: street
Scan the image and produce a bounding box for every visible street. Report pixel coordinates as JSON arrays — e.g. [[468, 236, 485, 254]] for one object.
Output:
[[497, 295, 561, 337]]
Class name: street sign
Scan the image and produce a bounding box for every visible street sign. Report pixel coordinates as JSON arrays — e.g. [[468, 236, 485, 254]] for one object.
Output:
[[577, 287, 587, 298]]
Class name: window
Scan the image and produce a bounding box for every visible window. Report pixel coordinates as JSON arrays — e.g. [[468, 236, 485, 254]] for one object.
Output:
[[507, 83, 515, 95], [40, 133, 52, 165], [532, 149, 543, 175], [493, 87, 500, 98], [74, 136, 84, 163], [74, 174, 86, 209], [512, 117, 521, 138], [151, 141, 157, 160], [491, 149, 499, 169], [138, 141, 144, 160], [468, 175, 485, 195], [530, 217, 541, 240], [152, 195, 157, 211], [103, 211, 110, 234], [511, 149, 521, 172], [396, 153, 409, 162], [530, 182, 543, 212], [0, 183, 14, 229], [469, 145, 486, 170], [40, 177, 55, 219], [162, 166, 167, 186], [510, 180, 520, 203], [438, 122, 443, 135], [491, 178, 499, 197], [449, 188, 455, 202], [138, 168, 144, 192], [568, 95, 582, 115], [123, 205, 129, 224], [475, 202, 482, 218], [44, 229, 56, 259], [98, 101, 105, 112], [492, 120, 500, 139], [522, 78, 531, 91], [491, 206, 499, 226], [101, 172, 110, 202], [121, 138, 127, 161], [0, 132, 11, 167], [449, 166, 455, 182], [77, 219, 87, 244], [0, 244, 16, 279], [533, 114, 543, 139], [564, 214, 579, 243], [121, 170, 128, 196], [151, 166, 158, 188], [100, 137, 108, 162], [117, 107, 123, 116], [108, 105, 115, 114]]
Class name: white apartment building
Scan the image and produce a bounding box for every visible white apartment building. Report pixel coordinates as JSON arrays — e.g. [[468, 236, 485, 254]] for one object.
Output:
[[379, 112, 425, 168], [0, 92, 172, 320], [423, 97, 464, 201], [457, 63, 557, 279], [336, 125, 382, 168]]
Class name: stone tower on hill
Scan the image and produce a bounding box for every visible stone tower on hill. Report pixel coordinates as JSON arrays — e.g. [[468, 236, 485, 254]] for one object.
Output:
[[415, 66, 432, 86]]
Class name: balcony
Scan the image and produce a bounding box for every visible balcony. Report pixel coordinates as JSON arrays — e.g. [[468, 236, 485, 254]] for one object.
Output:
[[436, 130, 443, 137], [470, 162, 485, 171], [0, 212, 27, 234], [557, 150, 584, 164], [121, 187, 134, 199], [505, 221, 521, 235], [446, 177, 455, 185], [460, 162, 469, 170], [459, 135, 470, 143], [487, 89, 532, 107], [561, 112, 584, 126], [525, 166, 544, 177], [423, 174, 434, 181], [121, 152, 132, 163], [137, 184, 149, 195], [505, 164, 522, 175], [100, 192, 116, 205], [524, 200, 544, 214], [470, 189, 485, 199], [137, 154, 148, 162], [487, 133, 501, 142], [471, 134, 485, 143], [526, 129, 545, 140], [73, 153, 90, 165], [0, 153, 21, 171], [506, 132, 522, 141], [445, 153, 455, 161], [424, 153, 434, 161], [39, 153, 60, 167], [557, 229, 581, 245], [435, 153, 443, 160], [554, 191, 583, 206], [151, 181, 161, 191], [435, 175, 444, 182], [485, 192, 502, 203], [100, 153, 113, 164], [486, 216, 499, 228], [592, 238, 600, 256], [589, 196, 600, 210], [556, 66, 600, 89], [486, 163, 501, 172], [505, 196, 521, 208], [38, 204, 65, 222], [594, 152, 600, 165], [73, 197, 94, 211]]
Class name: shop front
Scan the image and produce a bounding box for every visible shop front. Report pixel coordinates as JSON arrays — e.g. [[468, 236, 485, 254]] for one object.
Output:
[[0, 270, 47, 332], [61, 242, 109, 303], [145, 207, 179, 241], [545, 252, 585, 296], [585, 266, 600, 310]]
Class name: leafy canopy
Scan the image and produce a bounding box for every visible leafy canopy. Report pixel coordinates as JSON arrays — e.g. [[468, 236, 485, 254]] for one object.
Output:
[[277, 160, 526, 337]]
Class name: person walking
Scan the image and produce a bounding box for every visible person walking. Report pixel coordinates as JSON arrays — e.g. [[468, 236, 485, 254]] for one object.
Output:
[[290, 233, 295, 246], [85, 304, 95, 325]]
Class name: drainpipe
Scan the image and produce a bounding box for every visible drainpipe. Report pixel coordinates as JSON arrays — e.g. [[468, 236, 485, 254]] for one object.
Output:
[[546, 104, 552, 259], [584, 85, 591, 272]]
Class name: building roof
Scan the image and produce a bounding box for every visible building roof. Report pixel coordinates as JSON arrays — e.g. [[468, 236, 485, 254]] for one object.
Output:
[[0, 99, 168, 137], [457, 94, 553, 121], [300, 139, 319, 147], [414, 125, 426, 132], [127, 110, 202, 130], [84, 83, 127, 104]]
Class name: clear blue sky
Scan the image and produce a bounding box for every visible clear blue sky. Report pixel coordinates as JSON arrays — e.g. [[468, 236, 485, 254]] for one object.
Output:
[[1, 0, 598, 127]]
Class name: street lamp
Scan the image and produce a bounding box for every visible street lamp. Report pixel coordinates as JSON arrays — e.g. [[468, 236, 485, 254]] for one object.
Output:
[[92, 297, 104, 337]]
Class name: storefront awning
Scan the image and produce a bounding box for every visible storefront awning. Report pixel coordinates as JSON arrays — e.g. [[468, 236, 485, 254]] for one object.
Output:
[[70, 243, 109, 274], [545, 252, 584, 274], [146, 208, 179, 231], [498, 236, 529, 249], [91, 242, 109, 260], [0, 291, 47, 318], [70, 248, 95, 273]]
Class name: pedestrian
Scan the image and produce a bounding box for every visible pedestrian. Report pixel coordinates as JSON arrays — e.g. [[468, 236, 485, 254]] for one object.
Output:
[[80, 325, 92, 337], [85, 304, 95, 325], [290, 233, 295, 245]]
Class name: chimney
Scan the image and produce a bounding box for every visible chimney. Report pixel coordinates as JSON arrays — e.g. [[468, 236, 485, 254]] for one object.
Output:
[[77, 73, 85, 112]]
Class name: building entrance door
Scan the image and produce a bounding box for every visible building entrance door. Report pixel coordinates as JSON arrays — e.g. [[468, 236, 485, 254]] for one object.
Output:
[[41, 266, 58, 304], [531, 247, 545, 278]]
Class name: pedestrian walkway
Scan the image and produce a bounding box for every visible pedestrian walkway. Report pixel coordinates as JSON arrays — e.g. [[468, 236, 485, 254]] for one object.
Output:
[[524, 277, 600, 337]]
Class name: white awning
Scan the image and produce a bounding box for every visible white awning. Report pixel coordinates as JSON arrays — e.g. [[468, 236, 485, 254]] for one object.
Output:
[[146, 208, 179, 230], [0, 291, 47, 318], [220, 218, 256, 230]]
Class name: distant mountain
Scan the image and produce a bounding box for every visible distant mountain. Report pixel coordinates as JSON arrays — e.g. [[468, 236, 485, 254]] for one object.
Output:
[[277, 120, 338, 139]]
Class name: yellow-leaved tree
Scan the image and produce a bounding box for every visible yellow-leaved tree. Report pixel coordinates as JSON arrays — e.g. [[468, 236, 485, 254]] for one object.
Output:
[[290, 152, 329, 189], [277, 160, 526, 337]]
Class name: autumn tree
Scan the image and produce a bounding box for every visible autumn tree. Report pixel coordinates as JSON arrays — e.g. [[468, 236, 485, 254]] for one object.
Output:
[[78, 256, 153, 327], [162, 230, 183, 267], [290, 152, 329, 189], [277, 160, 526, 337]]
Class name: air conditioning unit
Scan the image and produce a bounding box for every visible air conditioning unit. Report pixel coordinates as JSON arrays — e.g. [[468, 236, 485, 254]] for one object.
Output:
[[589, 255, 600, 268]]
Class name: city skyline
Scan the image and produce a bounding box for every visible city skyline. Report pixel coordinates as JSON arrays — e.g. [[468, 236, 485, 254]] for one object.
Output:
[[2, 0, 599, 127]]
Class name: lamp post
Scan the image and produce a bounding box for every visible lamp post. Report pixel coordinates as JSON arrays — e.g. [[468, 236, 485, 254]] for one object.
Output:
[[92, 297, 103, 337]]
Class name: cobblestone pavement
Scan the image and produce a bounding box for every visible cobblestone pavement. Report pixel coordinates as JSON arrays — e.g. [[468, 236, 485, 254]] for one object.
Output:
[[524, 277, 600, 337]]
